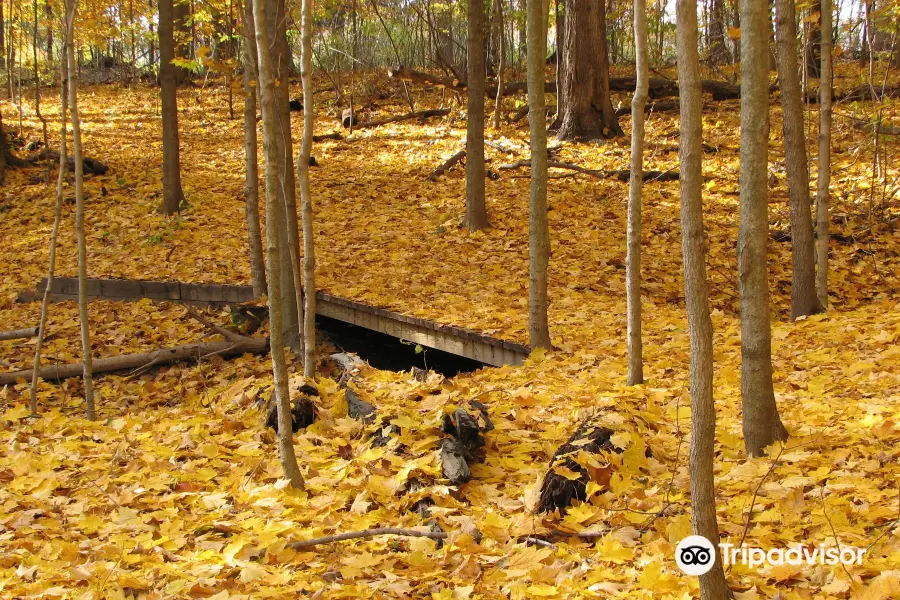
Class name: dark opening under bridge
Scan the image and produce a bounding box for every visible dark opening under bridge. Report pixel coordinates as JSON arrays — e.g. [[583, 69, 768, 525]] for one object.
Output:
[[18, 277, 530, 367]]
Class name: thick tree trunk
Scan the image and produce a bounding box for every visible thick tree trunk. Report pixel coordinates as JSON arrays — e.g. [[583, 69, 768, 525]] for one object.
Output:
[[298, 0, 316, 378], [252, 0, 304, 490], [240, 0, 266, 297], [465, 0, 489, 231], [30, 47, 69, 415], [158, 0, 184, 215], [740, 0, 789, 457], [627, 0, 648, 386], [816, 0, 831, 307], [527, 0, 550, 349], [676, 0, 731, 596], [65, 0, 96, 420], [555, 0, 622, 140], [804, 4, 821, 77], [775, 0, 822, 320], [709, 0, 728, 63], [172, 0, 190, 84]]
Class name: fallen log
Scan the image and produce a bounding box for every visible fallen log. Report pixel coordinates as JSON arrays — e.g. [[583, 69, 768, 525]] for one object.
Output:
[[427, 150, 466, 181], [354, 108, 451, 129], [615, 99, 680, 117], [388, 66, 740, 101], [0, 338, 268, 386], [0, 328, 37, 341], [498, 159, 678, 182], [312, 132, 342, 142]]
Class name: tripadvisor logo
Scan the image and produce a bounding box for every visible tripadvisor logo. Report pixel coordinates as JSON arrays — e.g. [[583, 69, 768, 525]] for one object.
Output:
[[675, 536, 865, 575]]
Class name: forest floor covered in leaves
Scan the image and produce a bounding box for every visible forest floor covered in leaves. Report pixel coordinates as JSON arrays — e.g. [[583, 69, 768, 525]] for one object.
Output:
[[1, 66, 899, 598]]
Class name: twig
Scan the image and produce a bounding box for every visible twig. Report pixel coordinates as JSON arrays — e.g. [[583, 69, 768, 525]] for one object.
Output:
[[521, 536, 559, 550], [286, 527, 449, 550], [821, 484, 856, 582], [184, 307, 244, 343], [727, 444, 787, 573]]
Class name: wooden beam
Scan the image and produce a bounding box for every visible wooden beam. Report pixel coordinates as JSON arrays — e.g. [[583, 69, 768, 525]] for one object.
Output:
[[18, 278, 530, 367]]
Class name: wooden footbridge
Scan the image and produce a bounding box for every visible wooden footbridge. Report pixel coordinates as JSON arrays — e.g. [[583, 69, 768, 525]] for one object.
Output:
[[18, 277, 530, 367]]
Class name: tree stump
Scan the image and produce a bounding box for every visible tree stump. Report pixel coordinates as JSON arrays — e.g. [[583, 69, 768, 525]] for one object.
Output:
[[341, 108, 357, 129]]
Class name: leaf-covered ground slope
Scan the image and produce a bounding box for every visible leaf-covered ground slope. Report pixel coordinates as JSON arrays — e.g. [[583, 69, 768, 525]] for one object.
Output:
[[0, 67, 898, 598]]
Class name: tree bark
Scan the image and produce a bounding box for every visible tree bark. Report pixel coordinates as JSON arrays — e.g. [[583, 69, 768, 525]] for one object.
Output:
[[555, 0, 622, 140], [804, 4, 821, 77], [627, 0, 648, 386], [740, 0, 789, 457], [709, 0, 728, 63], [527, 0, 550, 349], [65, 0, 96, 420], [676, 0, 731, 596], [252, 0, 304, 490], [465, 0, 489, 231], [158, 0, 185, 215], [298, 0, 316, 378], [774, 0, 822, 320], [240, 0, 266, 298], [816, 0, 831, 307], [30, 46, 69, 415], [172, 0, 190, 83], [491, 0, 506, 129], [267, 0, 302, 349]]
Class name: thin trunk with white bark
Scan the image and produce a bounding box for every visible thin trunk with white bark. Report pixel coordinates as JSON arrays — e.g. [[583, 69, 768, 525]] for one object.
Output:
[[66, 0, 96, 420], [527, 0, 550, 350], [740, 0, 789, 457], [676, 0, 731, 596], [298, 0, 316, 378], [816, 0, 831, 307], [626, 0, 648, 386], [774, 0, 821, 320], [252, 0, 303, 489]]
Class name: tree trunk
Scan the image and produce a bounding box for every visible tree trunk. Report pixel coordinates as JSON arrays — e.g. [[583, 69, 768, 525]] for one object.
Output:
[[554, 0, 565, 125], [527, 0, 550, 349], [816, 0, 831, 307], [491, 0, 505, 129], [627, 0, 648, 385], [158, 0, 185, 215], [555, 0, 622, 140], [240, 0, 266, 298], [774, 0, 822, 320], [173, 0, 190, 83], [298, 0, 316, 378], [676, 0, 731, 596], [30, 39, 69, 415], [465, 0, 489, 231], [65, 0, 96, 421], [740, 0, 789, 457], [267, 0, 302, 349], [251, 0, 304, 490], [709, 0, 728, 63], [804, 4, 821, 77]]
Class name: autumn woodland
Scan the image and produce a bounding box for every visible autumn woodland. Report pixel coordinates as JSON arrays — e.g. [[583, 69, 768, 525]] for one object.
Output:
[[0, 0, 899, 597]]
